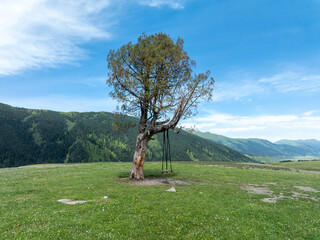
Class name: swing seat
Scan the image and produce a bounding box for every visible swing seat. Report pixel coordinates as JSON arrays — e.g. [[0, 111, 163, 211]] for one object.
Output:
[[161, 169, 173, 173]]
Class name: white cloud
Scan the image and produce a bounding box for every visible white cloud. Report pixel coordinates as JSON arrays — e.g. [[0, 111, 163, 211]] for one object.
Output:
[[183, 111, 320, 141], [213, 71, 320, 102], [212, 80, 264, 102], [0, 0, 111, 76], [303, 110, 318, 116], [138, 0, 185, 9], [259, 71, 320, 94], [0, 0, 187, 76], [1, 96, 117, 112]]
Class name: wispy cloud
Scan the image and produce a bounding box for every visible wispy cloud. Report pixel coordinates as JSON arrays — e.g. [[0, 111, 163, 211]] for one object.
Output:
[[183, 111, 320, 141], [0, 0, 112, 76], [213, 80, 263, 102], [303, 110, 318, 116], [213, 71, 320, 102], [0, 0, 187, 76], [138, 0, 186, 9], [259, 71, 320, 94]]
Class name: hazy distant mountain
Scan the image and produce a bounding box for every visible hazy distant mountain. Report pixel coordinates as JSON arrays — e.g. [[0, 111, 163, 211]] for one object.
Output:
[[275, 139, 320, 156], [0, 103, 254, 168], [194, 131, 320, 161]]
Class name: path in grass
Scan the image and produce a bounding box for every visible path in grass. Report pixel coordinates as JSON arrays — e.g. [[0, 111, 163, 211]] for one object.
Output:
[[0, 162, 319, 239]]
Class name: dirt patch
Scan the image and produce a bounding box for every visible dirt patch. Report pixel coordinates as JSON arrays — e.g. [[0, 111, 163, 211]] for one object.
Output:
[[130, 178, 202, 186], [241, 183, 319, 204], [263, 182, 278, 185], [240, 185, 274, 196], [261, 194, 285, 203], [291, 192, 318, 201], [294, 186, 320, 192]]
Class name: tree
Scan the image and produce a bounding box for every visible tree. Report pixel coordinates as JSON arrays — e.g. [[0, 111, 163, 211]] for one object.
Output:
[[107, 33, 214, 179]]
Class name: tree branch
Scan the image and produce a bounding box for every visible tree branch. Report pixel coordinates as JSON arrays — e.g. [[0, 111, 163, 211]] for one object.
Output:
[[114, 74, 140, 99]]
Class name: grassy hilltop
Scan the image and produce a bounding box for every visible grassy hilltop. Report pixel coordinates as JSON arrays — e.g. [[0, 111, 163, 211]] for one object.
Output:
[[0, 161, 319, 239], [0, 103, 252, 168]]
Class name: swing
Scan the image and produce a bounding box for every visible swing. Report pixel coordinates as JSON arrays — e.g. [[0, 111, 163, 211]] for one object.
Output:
[[162, 129, 173, 173]]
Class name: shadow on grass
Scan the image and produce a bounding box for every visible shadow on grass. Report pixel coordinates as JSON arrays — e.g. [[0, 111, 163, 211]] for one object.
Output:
[[117, 168, 177, 179]]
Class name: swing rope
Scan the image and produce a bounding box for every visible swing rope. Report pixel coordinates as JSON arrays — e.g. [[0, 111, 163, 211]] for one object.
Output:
[[162, 129, 173, 173]]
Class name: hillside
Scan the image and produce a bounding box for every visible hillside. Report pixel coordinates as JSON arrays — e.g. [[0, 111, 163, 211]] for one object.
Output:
[[0, 103, 253, 168], [275, 139, 320, 156], [194, 131, 320, 161]]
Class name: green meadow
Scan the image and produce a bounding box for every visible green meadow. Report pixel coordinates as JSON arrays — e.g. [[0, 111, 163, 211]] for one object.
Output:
[[273, 160, 320, 172], [1, 161, 320, 239]]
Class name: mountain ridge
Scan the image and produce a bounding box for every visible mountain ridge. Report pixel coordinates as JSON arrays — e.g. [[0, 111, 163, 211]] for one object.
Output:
[[0, 103, 254, 168], [194, 131, 320, 161]]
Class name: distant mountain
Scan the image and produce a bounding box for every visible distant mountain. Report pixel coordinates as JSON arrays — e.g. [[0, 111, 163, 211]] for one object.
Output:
[[0, 103, 254, 168], [275, 139, 320, 156], [194, 132, 320, 162]]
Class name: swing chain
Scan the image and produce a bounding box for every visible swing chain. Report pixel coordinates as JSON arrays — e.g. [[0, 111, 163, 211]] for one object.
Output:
[[162, 129, 173, 173]]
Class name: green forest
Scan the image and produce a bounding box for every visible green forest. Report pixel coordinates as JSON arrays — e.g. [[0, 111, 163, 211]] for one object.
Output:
[[0, 103, 253, 168]]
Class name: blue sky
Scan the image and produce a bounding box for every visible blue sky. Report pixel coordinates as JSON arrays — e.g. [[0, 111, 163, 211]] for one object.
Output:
[[1, 0, 320, 141]]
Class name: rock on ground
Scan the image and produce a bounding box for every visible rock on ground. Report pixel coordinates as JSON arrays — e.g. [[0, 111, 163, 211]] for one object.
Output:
[[166, 187, 176, 192], [58, 199, 87, 205]]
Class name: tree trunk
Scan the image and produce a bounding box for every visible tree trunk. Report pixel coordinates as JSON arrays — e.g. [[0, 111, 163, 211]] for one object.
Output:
[[130, 134, 148, 180]]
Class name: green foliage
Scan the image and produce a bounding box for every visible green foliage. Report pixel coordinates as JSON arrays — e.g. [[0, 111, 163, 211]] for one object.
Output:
[[107, 33, 214, 119], [248, 155, 275, 163], [0, 103, 253, 168], [0, 162, 320, 239], [65, 119, 76, 131], [186, 149, 199, 161], [66, 139, 89, 163], [146, 135, 162, 160]]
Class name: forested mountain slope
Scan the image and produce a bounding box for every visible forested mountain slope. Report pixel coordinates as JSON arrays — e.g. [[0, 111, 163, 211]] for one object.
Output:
[[275, 139, 320, 156], [194, 131, 320, 161], [0, 103, 253, 168]]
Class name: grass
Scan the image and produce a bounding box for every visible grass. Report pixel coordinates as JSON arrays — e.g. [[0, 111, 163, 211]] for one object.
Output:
[[272, 160, 320, 172], [1, 162, 320, 239]]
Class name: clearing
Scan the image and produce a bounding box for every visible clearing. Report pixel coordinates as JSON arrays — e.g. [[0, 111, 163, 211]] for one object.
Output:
[[0, 161, 319, 239]]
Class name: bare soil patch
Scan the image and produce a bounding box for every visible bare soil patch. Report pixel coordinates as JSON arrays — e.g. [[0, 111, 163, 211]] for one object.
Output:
[[241, 183, 319, 204], [130, 178, 203, 186], [294, 186, 320, 192], [240, 185, 274, 196], [291, 192, 319, 201], [261, 194, 285, 203]]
